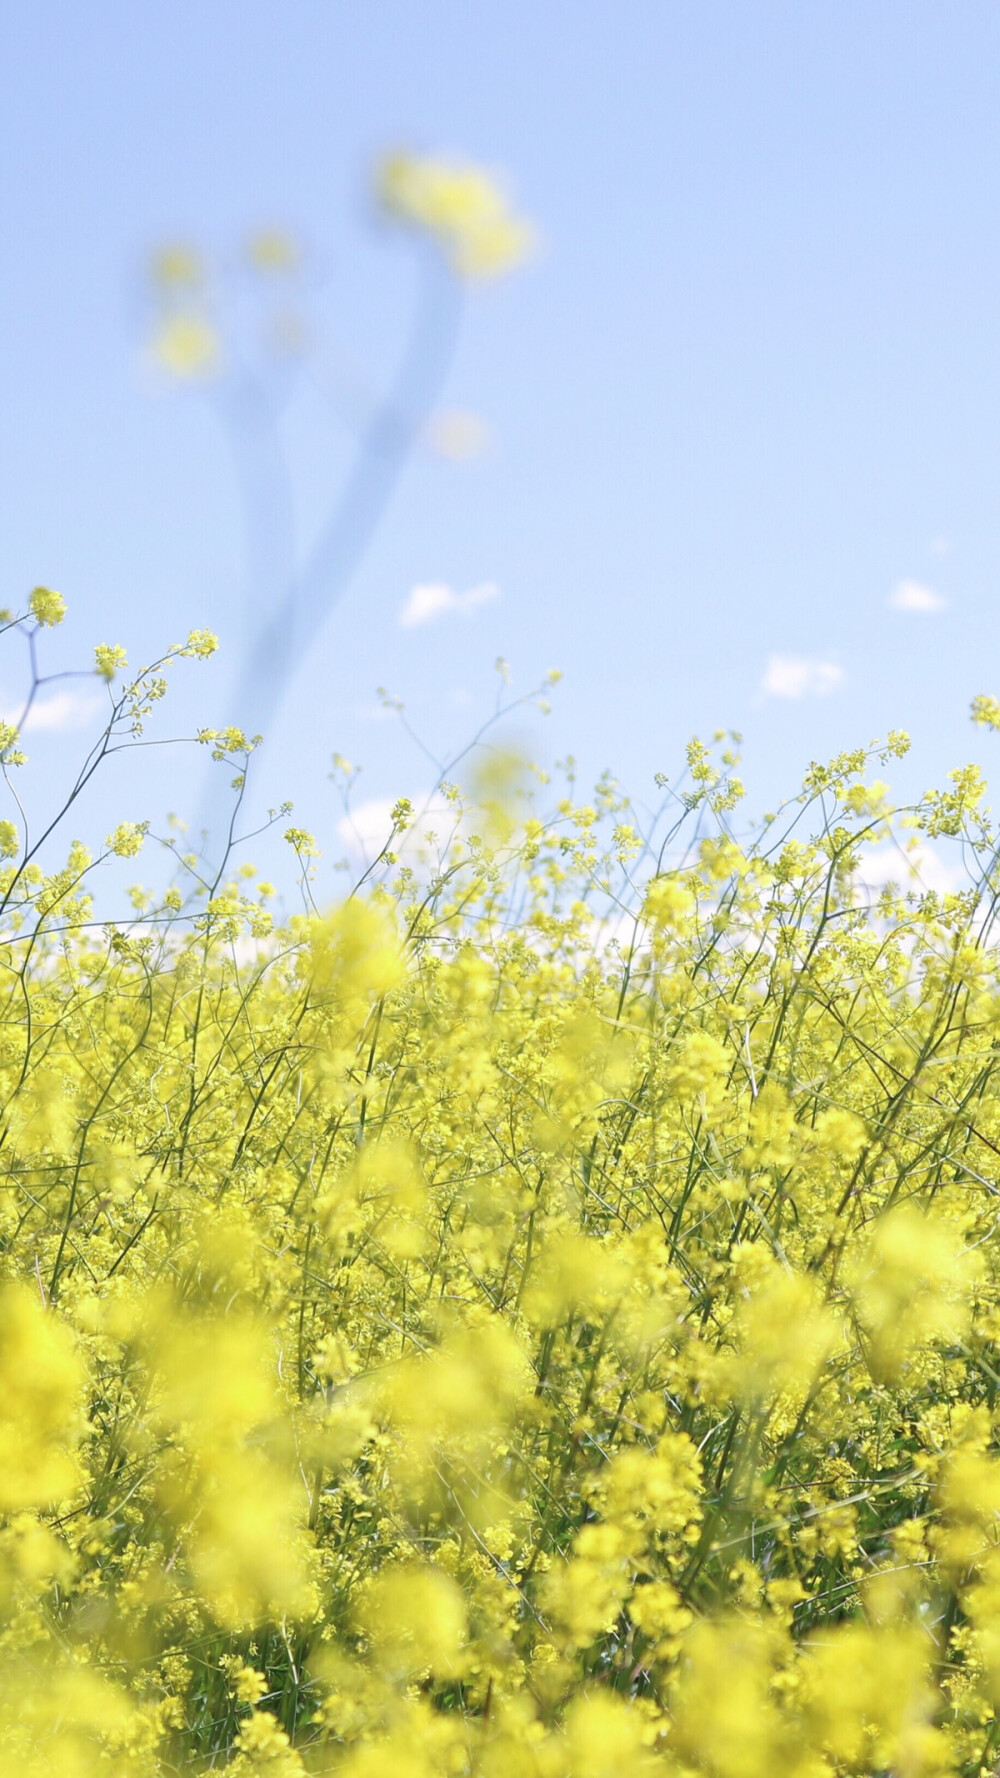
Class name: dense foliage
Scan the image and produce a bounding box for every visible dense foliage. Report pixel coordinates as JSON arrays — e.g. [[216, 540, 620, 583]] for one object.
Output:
[[7, 599, 1000, 1775]]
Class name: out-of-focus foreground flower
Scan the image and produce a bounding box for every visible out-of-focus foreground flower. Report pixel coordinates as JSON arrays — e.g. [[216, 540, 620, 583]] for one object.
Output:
[[375, 150, 534, 277]]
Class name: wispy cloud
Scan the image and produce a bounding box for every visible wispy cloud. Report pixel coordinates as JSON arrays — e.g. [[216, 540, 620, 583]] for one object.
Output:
[[399, 581, 499, 628], [760, 656, 843, 700], [888, 579, 948, 614], [4, 689, 103, 733]]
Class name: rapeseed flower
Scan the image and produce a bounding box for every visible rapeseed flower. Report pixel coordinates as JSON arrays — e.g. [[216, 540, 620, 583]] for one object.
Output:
[[4, 605, 1000, 1771]]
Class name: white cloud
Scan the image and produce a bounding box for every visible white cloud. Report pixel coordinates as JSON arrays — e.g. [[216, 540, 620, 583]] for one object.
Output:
[[4, 690, 103, 733], [336, 792, 460, 869], [888, 579, 948, 614], [336, 797, 402, 863], [761, 655, 843, 700], [857, 840, 966, 901], [399, 581, 499, 628]]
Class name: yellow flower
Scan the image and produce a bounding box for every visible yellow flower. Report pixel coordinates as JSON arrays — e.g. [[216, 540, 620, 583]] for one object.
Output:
[[94, 642, 127, 681], [971, 691, 1000, 730], [643, 871, 695, 930], [0, 1285, 86, 1511], [355, 1562, 467, 1678], [106, 821, 147, 858], [848, 1204, 980, 1383], [245, 227, 300, 272], [28, 585, 66, 627], [148, 241, 204, 290], [151, 312, 220, 379], [375, 151, 533, 278], [181, 627, 219, 657]]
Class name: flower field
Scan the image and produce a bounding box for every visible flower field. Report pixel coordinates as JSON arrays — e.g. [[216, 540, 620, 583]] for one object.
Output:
[[6, 599, 1000, 1774]]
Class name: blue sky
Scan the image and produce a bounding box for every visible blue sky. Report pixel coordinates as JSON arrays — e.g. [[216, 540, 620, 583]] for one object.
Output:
[[4, 2, 1000, 883]]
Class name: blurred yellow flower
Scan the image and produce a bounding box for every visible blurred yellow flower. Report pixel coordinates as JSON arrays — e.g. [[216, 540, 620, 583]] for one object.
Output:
[[427, 407, 491, 460], [245, 227, 301, 273], [151, 312, 220, 379], [148, 241, 204, 290], [0, 1285, 86, 1512], [375, 152, 533, 278], [972, 691, 1000, 730]]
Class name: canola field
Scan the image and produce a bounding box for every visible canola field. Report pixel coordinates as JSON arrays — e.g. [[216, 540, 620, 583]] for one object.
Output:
[[6, 595, 1000, 1775]]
